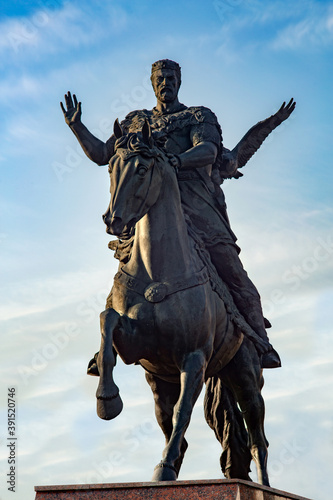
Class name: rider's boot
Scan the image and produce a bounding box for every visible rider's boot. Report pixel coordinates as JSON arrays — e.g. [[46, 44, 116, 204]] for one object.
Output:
[[243, 306, 281, 369], [205, 242, 281, 368]]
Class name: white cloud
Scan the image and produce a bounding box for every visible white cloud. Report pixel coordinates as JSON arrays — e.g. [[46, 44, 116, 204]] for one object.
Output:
[[271, 4, 333, 50], [0, 75, 42, 104], [212, 0, 333, 55], [0, 267, 111, 321], [0, 3, 331, 499], [0, 2, 128, 60]]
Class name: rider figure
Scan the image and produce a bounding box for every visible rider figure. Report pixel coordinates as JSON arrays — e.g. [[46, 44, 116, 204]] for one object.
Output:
[[61, 59, 281, 369]]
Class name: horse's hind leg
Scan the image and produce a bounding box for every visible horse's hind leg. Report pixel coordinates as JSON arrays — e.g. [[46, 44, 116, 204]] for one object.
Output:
[[204, 375, 252, 481], [220, 340, 270, 486], [96, 308, 123, 420], [145, 373, 188, 479], [151, 351, 206, 481]]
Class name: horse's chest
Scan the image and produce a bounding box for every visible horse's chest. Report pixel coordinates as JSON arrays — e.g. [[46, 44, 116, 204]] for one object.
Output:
[[113, 283, 216, 367], [154, 288, 215, 349]]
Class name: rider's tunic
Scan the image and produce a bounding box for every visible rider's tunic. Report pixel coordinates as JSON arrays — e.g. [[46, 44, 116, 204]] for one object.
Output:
[[105, 104, 239, 253], [99, 104, 272, 359]]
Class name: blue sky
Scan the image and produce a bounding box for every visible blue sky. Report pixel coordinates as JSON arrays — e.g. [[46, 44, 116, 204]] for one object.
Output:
[[1, 1, 332, 499]]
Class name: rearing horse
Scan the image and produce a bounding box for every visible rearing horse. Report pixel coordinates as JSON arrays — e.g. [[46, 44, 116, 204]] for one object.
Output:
[[92, 120, 270, 485]]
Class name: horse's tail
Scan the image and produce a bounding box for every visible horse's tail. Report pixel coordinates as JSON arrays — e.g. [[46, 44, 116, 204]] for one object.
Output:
[[204, 375, 252, 481]]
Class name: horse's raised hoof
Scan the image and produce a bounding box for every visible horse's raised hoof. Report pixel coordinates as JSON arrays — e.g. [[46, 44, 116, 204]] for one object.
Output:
[[151, 461, 178, 481], [96, 392, 123, 420]]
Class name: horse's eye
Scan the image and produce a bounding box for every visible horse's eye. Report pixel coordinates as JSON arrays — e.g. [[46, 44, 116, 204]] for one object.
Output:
[[137, 166, 148, 177]]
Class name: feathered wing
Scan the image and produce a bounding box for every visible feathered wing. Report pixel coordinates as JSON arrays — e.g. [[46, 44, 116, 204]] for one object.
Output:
[[219, 98, 296, 180]]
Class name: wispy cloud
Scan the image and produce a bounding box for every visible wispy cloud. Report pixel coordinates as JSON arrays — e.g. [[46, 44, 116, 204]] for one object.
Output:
[[270, 3, 333, 50], [0, 267, 111, 321], [212, 0, 333, 56], [0, 2, 128, 62], [0, 75, 43, 104], [0, 2, 331, 499]]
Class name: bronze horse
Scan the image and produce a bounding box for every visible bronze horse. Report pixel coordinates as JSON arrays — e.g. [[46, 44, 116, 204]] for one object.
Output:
[[91, 121, 270, 485]]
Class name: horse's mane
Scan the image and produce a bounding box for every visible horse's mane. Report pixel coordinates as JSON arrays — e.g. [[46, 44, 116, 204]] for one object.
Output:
[[114, 132, 161, 159]]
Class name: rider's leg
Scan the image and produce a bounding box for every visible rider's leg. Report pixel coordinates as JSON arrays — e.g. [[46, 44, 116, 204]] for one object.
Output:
[[208, 242, 266, 338], [207, 242, 281, 368]]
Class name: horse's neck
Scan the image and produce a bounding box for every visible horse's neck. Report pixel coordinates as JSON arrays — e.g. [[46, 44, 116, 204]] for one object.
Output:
[[125, 169, 197, 282]]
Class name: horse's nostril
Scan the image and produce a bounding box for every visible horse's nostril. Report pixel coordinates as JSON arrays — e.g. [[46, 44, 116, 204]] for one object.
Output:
[[102, 210, 111, 223]]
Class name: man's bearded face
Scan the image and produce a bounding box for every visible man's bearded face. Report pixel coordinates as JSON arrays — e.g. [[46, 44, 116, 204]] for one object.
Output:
[[151, 69, 180, 103]]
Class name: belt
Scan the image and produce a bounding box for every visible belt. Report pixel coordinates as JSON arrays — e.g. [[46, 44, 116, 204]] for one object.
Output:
[[114, 267, 210, 303]]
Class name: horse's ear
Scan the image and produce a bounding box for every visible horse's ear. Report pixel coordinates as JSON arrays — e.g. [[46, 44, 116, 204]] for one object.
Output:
[[114, 119, 123, 139], [142, 119, 153, 146]]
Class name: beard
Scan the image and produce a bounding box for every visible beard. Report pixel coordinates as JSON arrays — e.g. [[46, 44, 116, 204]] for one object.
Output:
[[155, 86, 178, 103]]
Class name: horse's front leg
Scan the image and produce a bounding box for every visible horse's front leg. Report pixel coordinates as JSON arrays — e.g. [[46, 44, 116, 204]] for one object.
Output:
[[145, 373, 188, 478], [152, 351, 206, 481], [96, 308, 123, 420]]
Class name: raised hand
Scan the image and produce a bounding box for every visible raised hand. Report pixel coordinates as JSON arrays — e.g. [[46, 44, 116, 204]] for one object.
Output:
[[60, 91, 82, 126], [273, 98, 296, 125], [230, 97, 296, 171]]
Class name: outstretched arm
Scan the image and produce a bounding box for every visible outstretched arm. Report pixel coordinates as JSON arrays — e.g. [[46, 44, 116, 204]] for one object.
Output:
[[60, 91, 113, 166], [219, 98, 296, 180]]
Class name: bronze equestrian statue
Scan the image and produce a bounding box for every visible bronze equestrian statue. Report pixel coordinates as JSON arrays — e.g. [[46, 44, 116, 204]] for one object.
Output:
[[61, 59, 295, 484]]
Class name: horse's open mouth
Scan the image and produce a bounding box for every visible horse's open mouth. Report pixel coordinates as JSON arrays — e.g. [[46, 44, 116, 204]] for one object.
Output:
[[118, 224, 135, 239]]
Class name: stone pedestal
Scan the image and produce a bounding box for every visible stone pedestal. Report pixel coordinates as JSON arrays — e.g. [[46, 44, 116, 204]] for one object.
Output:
[[35, 479, 311, 500]]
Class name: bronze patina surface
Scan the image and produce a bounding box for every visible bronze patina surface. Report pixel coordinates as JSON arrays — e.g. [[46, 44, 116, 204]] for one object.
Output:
[[61, 59, 295, 485]]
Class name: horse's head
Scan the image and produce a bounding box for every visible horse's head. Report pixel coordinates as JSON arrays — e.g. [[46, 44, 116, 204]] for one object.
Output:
[[103, 120, 165, 238]]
